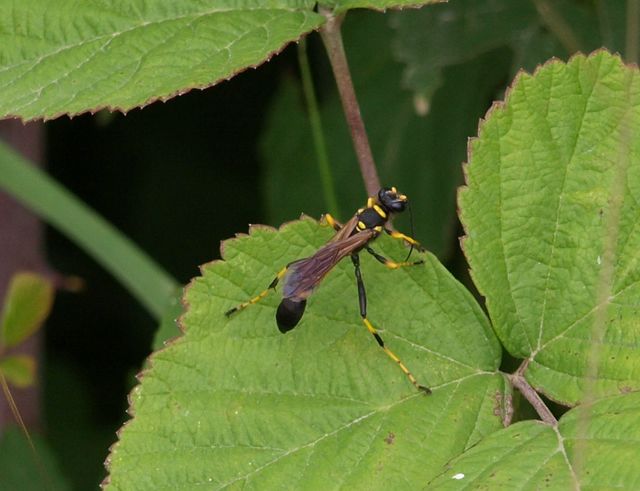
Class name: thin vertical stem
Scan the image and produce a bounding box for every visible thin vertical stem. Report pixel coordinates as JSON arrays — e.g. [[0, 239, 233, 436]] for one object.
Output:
[[297, 39, 340, 217], [319, 8, 380, 197], [532, 0, 581, 54], [627, 0, 639, 64], [595, 0, 613, 48]]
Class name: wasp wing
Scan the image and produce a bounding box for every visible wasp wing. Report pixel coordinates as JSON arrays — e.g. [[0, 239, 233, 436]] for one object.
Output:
[[281, 229, 375, 300], [328, 214, 359, 243]]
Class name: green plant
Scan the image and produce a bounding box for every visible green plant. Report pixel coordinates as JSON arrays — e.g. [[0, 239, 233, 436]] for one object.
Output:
[[1, 0, 639, 489]]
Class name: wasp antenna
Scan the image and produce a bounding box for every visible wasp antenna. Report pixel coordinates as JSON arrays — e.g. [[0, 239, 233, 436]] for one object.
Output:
[[404, 203, 416, 262]]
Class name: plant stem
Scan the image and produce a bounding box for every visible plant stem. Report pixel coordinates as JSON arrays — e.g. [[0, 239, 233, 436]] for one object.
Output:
[[509, 360, 557, 425], [297, 38, 340, 217], [319, 8, 380, 197], [627, 0, 639, 64], [0, 121, 45, 432], [0, 142, 179, 320], [532, 0, 581, 54]]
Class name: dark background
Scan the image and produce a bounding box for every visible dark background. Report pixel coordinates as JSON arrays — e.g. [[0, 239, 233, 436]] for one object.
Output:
[[44, 50, 291, 487]]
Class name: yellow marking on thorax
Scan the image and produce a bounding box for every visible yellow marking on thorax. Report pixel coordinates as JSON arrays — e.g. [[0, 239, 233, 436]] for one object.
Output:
[[373, 204, 387, 218]]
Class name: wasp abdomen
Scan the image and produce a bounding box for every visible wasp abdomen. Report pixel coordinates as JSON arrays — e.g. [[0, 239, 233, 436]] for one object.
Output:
[[276, 298, 307, 333]]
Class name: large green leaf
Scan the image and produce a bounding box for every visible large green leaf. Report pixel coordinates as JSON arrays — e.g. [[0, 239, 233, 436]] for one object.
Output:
[[0, 0, 323, 120], [106, 218, 503, 489], [460, 51, 640, 405], [428, 391, 640, 489]]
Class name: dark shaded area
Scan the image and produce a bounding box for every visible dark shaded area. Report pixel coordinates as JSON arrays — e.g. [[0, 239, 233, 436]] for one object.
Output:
[[43, 48, 295, 489]]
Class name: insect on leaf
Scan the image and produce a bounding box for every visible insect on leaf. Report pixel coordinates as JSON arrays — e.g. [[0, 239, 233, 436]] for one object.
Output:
[[105, 217, 505, 489]]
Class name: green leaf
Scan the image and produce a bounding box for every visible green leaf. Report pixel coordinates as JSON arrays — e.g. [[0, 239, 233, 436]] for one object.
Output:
[[390, 0, 609, 101], [0, 272, 53, 349], [0, 426, 70, 491], [328, 0, 443, 15], [460, 51, 640, 404], [0, 355, 36, 388], [0, 0, 324, 121], [151, 290, 184, 351], [427, 391, 640, 489], [106, 218, 503, 489], [390, 0, 540, 99], [262, 11, 511, 257], [0, 141, 179, 319]]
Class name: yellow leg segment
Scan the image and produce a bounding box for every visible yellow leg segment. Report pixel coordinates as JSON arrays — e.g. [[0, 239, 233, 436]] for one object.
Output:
[[225, 266, 288, 317], [363, 318, 431, 393], [380, 259, 423, 270], [365, 246, 424, 269], [386, 230, 426, 252], [323, 213, 342, 231]]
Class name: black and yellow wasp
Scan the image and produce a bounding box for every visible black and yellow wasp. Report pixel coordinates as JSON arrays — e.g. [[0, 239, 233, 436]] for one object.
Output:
[[226, 187, 430, 393]]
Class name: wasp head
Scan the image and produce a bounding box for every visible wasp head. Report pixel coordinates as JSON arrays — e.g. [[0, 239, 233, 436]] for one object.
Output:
[[378, 186, 407, 213]]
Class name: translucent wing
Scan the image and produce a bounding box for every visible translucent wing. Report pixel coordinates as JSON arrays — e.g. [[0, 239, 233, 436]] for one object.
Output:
[[281, 229, 375, 300]]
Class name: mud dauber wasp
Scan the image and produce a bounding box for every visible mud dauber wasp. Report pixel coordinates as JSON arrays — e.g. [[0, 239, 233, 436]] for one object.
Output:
[[226, 187, 431, 393]]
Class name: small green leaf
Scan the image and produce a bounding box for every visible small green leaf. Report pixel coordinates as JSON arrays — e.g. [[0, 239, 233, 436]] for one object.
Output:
[[428, 391, 640, 489], [0, 355, 36, 388], [460, 51, 640, 404], [0, 272, 54, 349], [106, 218, 503, 489], [0, 0, 324, 121]]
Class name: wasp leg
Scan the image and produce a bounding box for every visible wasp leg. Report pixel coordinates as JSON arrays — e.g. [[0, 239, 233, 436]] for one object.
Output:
[[225, 266, 288, 317], [364, 246, 423, 269], [384, 229, 426, 252], [350, 254, 431, 393], [323, 213, 343, 232]]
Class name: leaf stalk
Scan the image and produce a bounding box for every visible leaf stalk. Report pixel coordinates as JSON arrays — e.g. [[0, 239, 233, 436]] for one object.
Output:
[[509, 360, 557, 425], [297, 39, 340, 217], [319, 8, 380, 197]]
